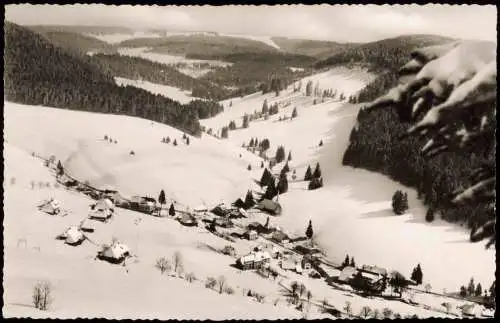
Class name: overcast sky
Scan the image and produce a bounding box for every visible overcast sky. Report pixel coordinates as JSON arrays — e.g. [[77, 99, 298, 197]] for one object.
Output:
[[5, 4, 497, 42]]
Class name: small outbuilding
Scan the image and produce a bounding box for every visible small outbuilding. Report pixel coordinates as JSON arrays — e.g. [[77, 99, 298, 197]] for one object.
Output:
[[338, 266, 358, 283], [89, 198, 115, 222], [243, 230, 258, 240], [38, 198, 61, 215], [97, 240, 131, 264], [236, 251, 271, 270], [56, 226, 86, 246]]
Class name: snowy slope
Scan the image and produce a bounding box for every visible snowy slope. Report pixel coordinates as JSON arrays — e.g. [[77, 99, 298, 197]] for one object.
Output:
[[114, 77, 199, 104], [200, 67, 495, 293], [117, 47, 232, 67], [2, 144, 301, 319], [3, 67, 494, 319], [85, 32, 161, 44], [4, 102, 261, 207]]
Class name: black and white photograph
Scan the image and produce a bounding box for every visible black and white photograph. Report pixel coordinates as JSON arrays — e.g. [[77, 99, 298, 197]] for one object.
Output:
[[2, 3, 496, 319]]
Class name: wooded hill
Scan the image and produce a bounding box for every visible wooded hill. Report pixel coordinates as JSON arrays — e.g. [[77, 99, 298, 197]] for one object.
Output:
[[271, 37, 356, 59], [118, 34, 279, 57], [89, 53, 231, 101], [4, 22, 203, 136], [27, 28, 118, 55], [337, 35, 495, 236]]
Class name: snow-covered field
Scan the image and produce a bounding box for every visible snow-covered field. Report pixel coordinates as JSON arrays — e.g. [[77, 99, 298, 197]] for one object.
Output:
[[86, 31, 161, 44], [114, 77, 199, 104], [3, 67, 494, 319], [117, 47, 232, 67], [116, 47, 231, 78]]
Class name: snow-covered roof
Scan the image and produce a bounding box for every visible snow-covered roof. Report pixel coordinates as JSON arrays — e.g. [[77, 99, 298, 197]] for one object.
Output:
[[61, 226, 84, 244], [239, 251, 271, 264], [101, 241, 130, 259], [96, 198, 114, 210], [194, 205, 208, 212]]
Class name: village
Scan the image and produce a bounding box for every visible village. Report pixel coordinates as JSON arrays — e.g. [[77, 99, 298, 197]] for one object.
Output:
[[32, 151, 494, 319]]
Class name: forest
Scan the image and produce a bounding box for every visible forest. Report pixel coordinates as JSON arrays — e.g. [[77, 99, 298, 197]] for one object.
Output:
[[316, 34, 495, 234], [90, 53, 231, 102], [198, 52, 316, 98], [4, 22, 202, 136], [342, 87, 495, 234]]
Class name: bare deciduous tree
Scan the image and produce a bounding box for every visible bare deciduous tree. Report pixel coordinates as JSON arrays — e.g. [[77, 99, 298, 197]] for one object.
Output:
[[382, 307, 393, 319], [205, 277, 217, 290], [360, 306, 372, 318], [155, 257, 171, 275], [172, 251, 183, 274], [185, 272, 196, 283], [32, 281, 53, 311], [217, 275, 227, 294]]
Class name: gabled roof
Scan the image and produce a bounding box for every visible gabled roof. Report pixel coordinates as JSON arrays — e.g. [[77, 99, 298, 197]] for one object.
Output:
[[361, 265, 388, 276], [239, 251, 271, 264]]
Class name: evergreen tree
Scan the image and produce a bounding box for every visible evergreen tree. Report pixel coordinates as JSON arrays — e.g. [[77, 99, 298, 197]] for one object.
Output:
[[275, 146, 286, 163], [319, 140, 323, 147], [392, 190, 409, 215], [158, 190, 166, 207], [161, 137, 165, 143], [260, 160, 264, 168], [460, 286, 467, 297], [173, 139, 178, 146], [169, 203, 176, 216], [260, 138, 270, 151], [306, 81, 313, 96], [291, 107, 298, 119], [475, 283, 483, 297], [313, 162, 322, 179], [254, 138, 259, 147], [249, 138, 255, 147], [260, 168, 273, 187], [183, 133, 187, 140], [247, 164, 252, 171], [186, 137, 190, 145], [56, 160, 64, 177], [425, 207, 435, 222], [350, 257, 356, 268], [304, 165, 313, 181], [242, 114, 249, 128], [263, 179, 278, 200], [262, 99, 269, 114], [306, 220, 314, 240], [281, 163, 290, 174], [277, 172, 288, 194], [244, 190, 255, 209], [221, 127, 229, 139], [265, 216, 270, 228], [166, 136, 170, 144], [467, 278, 475, 296], [104, 135, 108, 141], [343, 255, 350, 267], [287, 151, 292, 162], [411, 264, 423, 285]]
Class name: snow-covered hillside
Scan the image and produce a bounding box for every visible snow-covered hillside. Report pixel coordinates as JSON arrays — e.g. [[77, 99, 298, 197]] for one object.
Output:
[[114, 77, 199, 104], [200, 67, 495, 293], [85, 31, 161, 44], [116, 47, 231, 78], [4, 102, 260, 207], [3, 67, 494, 319]]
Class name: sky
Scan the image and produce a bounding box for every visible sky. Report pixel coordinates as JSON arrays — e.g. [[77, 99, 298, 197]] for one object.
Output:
[[5, 4, 497, 42]]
